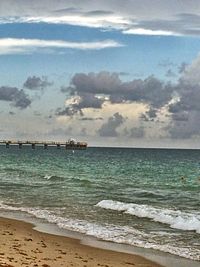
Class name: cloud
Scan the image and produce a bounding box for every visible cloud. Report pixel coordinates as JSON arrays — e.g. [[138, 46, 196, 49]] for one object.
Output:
[[0, 86, 31, 109], [85, 10, 114, 17], [171, 112, 189, 122], [24, 76, 53, 90], [129, 127, 145, 138], [53, 7, 82, 14], [2, 1, 200, 36], [70, 72, 122, 95], [165, 54, 200, 138], [56, 72, 175, 130], [56, 93, 104, 117], [140, 108, 157, 122], [178, 62, 188, 73], [123, 28, 177, 36], [97, 112, 125, 137], [60, 72, 173, 115], [180, 55, 200, 85], [56, 106, 82, 117], [167, 111, 200, 139], [0, 14, 130, 31], [55, 51, 200, 140], [0, 38, 123, 55], [79, 117, 103, 121], [60, 86, 71, 93], [165, 69, 177, 78], [125, 12, 200, 37]]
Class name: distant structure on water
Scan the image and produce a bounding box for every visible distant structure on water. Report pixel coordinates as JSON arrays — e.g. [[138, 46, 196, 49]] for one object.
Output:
[[0, 138, 87, 150]]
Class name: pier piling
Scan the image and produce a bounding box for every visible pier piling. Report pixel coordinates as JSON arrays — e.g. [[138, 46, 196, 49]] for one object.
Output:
[[0, 140, 87, 150]]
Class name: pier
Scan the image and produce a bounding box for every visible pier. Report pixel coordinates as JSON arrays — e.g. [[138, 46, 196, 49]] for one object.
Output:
[[0, 140, 87, 150]]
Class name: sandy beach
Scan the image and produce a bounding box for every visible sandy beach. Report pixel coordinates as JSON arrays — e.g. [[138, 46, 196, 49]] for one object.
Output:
[[0, 217, 163, 267]]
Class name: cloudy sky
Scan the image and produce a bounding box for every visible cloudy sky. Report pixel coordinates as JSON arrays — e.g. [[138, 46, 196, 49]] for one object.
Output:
[[1, 0, 200, 148]]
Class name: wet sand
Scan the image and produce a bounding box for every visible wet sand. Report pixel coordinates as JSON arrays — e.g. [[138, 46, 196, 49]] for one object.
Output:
[[0, 217, 163, 267]]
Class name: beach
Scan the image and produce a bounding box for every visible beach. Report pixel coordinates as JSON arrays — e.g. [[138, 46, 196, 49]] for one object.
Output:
[[0, 216, 162, 267]]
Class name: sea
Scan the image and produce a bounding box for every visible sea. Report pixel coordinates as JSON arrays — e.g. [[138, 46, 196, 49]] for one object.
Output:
[[0, 146, 199, 265]]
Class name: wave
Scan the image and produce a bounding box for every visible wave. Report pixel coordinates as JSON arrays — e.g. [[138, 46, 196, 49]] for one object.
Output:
[[132, 189, 168, 199], [43, 174, 64, 181], [72, 177, 92, 185], [96, 200, 200, 234], [0, 201, 199, 261]]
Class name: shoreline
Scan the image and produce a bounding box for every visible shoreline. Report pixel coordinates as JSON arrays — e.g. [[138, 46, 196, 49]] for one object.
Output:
[[0, 213, 199, 267], [0, 216, 163, 267]]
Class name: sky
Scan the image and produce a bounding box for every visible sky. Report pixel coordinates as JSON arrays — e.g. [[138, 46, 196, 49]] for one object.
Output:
[[1, 1, 200, 148]]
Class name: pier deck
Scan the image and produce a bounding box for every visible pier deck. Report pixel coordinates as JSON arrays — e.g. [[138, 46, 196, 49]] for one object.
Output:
[[0, 140, 87, 150]]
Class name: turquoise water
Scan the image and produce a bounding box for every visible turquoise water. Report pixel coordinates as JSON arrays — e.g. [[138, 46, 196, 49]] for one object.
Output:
[[0, 146, 199, 261]]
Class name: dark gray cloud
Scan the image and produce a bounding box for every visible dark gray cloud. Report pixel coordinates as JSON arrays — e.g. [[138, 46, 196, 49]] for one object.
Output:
[[0, 86, 18, 101], [56, 107, 83, 117], [168, 82, 200, 113], [85, 10, 113, 16], [0, 86, 31, 109], [58, 72, 174, 117], [70, 72, 121, 95], [167, 111, 200, 139], [166, 56, 200, 138], [24, 76, 52, 90], [97, 112, 125, 137], [172, 112, 189, 122], [56, 92, 103, 117], [77, 93, 104, 109], [146, 108, 157, 118], [140, 108, 157, 122], [53, 7, 81, 14], [57, 53, 200, 140], [13, 90, 31, 108], [79, 117, 103, 121]]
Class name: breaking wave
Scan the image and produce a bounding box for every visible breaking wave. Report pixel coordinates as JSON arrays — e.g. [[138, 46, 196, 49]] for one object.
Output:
[[43, 174, 64, 181], [0, 201, 199, 261], [96, 200, 200, 234]]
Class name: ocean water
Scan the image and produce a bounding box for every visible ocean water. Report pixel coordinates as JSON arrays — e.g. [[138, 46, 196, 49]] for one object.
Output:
[[0, 146, 199, 262]]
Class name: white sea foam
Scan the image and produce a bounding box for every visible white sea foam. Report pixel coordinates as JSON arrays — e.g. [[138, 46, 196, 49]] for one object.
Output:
[[96, 200, 200, 234], [44, 175, 53, 180], [0, 201, 199, 261]]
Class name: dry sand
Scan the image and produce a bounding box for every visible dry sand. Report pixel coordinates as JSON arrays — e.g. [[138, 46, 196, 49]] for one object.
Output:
[[0, 217, 163, 267]]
